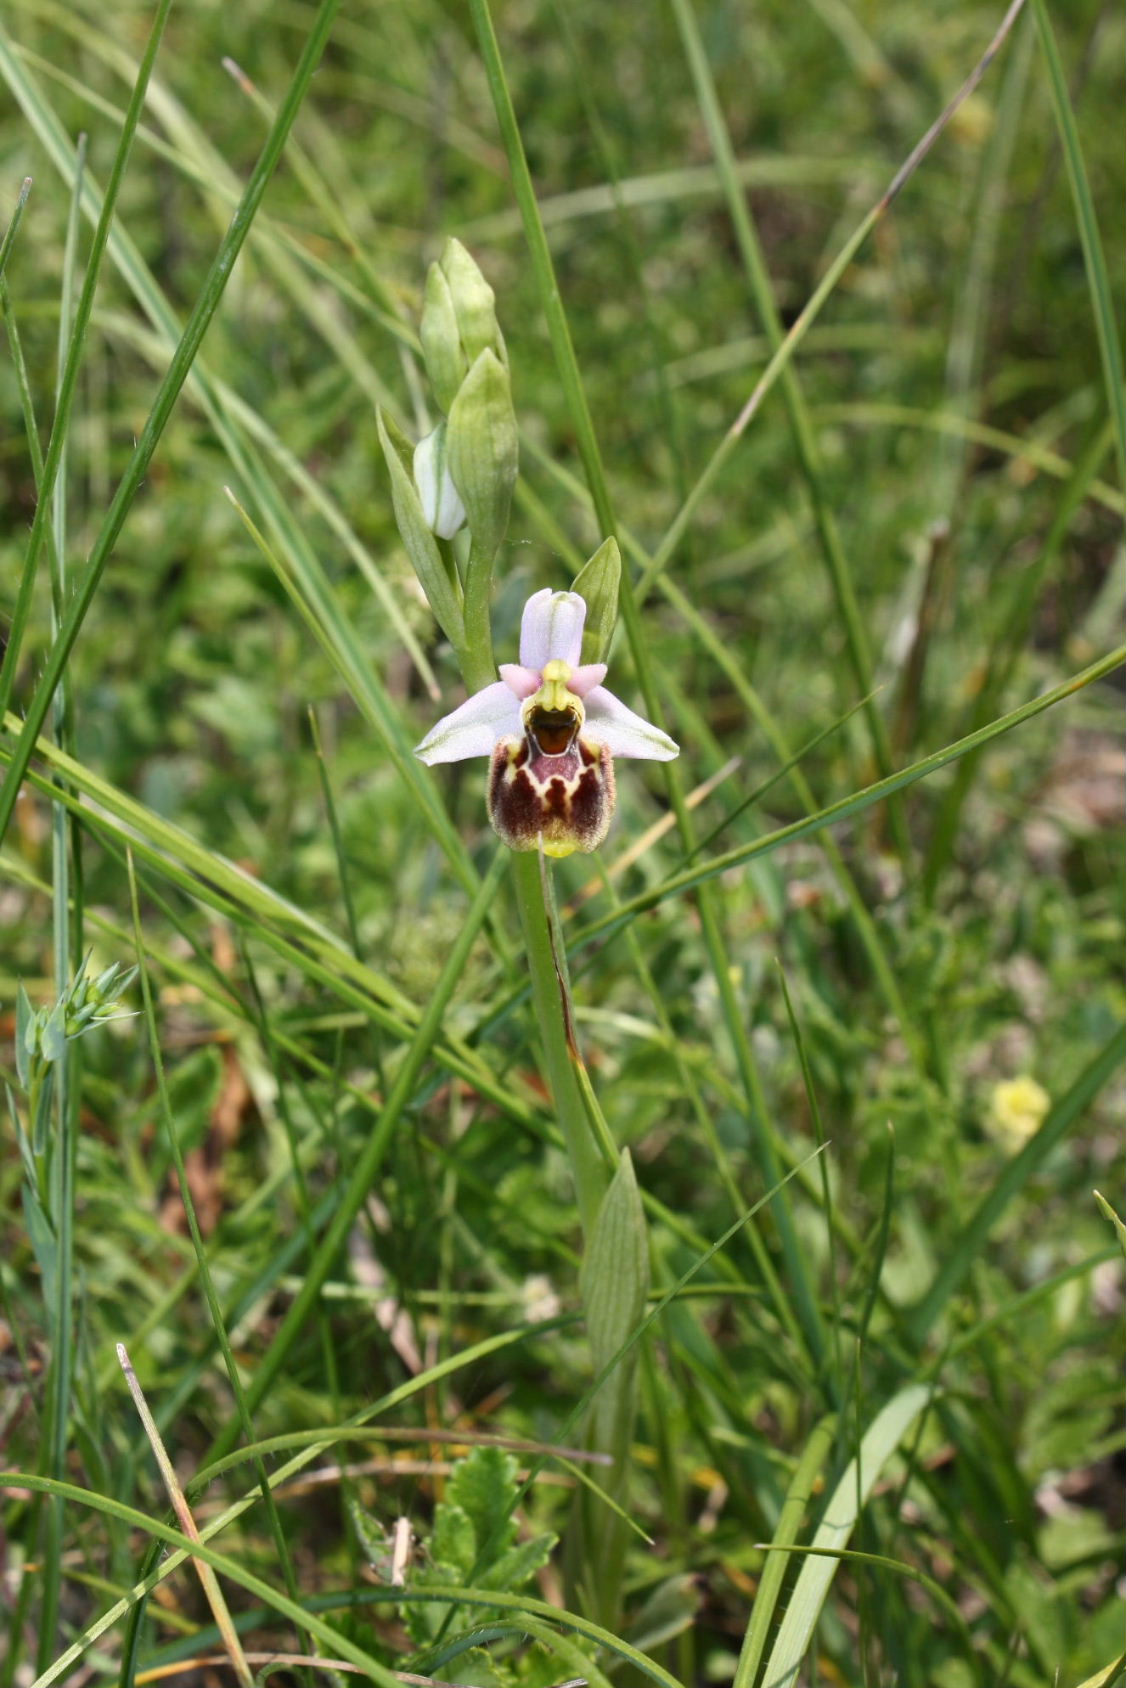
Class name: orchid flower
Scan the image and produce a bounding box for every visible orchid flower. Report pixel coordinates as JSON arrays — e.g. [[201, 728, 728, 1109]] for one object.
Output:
[[415, 589, 678, 856]]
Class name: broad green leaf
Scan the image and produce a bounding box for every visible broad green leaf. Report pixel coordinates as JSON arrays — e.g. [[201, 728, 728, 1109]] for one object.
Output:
[[445, 1446, 519, 1565]]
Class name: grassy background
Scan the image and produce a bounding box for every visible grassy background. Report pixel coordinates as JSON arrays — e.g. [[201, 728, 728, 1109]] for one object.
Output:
[[1, 0, 1123, 1683]]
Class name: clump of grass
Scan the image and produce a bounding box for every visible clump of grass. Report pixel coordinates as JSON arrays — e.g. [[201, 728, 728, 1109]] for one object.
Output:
[[1, 1, 1122, 1686]]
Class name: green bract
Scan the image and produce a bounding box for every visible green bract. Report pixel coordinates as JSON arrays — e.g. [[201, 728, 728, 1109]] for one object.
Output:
[[376, 407, 465, 652], [446, 347, 518, 564]]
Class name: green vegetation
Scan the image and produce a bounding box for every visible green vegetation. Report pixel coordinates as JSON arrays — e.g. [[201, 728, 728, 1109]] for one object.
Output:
[[1, 0, 1122, 1684]]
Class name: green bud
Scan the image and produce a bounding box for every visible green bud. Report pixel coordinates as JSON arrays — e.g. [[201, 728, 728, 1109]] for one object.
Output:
[[420, 240, 506, 415], [446, 348, 518, 562], [413, 422, 467, 539], [420, 263, 466, 414], [571, 537, 621, 664], [441, 237, 506, 367], [377, 408, 465, 651]]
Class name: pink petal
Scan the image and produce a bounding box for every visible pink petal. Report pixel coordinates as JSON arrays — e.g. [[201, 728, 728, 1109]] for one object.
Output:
[[498, 663, 542, 699], [519, 589, 586, 669], [569, 663, 607, 698], [415, 681, 522, 765]]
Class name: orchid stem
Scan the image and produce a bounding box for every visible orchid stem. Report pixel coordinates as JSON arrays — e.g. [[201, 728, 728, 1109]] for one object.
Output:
[[511, 850, 609, 1242]]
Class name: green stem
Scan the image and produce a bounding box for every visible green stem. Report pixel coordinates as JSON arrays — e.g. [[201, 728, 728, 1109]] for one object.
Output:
[[461, 538, 496, 691], [510, 852, 608, 1242]]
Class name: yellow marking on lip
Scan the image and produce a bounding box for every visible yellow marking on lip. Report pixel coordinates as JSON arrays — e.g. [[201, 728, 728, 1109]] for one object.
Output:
[[524, 659, 584, 734]]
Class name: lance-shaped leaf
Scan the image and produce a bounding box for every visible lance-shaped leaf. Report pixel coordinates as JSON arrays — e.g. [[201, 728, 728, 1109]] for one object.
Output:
[[572, 536, 622, 664], [377, 408, 465, 652], [574, 1148, 650, 1628]]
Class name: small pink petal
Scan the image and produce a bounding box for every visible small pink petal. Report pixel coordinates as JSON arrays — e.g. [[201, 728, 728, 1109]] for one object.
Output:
[[569, 663, 607, 698], [499, 663, 542, 699], [519, 589, 586, 669]]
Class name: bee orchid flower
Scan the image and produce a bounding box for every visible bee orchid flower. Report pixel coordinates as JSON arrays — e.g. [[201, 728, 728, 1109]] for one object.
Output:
[[415, 588, 678, 856]]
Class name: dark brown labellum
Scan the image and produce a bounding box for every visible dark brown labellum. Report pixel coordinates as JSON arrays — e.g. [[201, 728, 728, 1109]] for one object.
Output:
[[488, 733, 615, 857]]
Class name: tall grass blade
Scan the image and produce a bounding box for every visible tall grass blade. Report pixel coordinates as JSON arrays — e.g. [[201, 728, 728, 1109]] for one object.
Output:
[[759, 1384, 931, 1688], [0, 0, 342, 843]]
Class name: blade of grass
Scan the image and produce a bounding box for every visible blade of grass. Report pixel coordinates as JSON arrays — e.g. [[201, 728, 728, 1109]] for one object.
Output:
[[0, 0, 341, 844], [36, 128, 87, 1676], [116, 1344, 254, 1688], [200, 844, 511, 1465], [469, 0, 830, 1388], [759, 1383, 932, 1688], [908, 1026, 1126, 1343], [668, 0, 905, 851], [733, 1414, 838, 1688], [125, 850, 315, 1669], [1030, 0, 1126, 492], [633, 0, 1033, 608]]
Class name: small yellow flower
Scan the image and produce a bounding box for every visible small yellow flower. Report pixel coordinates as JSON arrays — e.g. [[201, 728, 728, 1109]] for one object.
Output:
[[985, 1076, 1050, 1151]]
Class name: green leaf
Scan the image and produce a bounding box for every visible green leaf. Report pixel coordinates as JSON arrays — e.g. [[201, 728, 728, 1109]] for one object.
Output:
[[623, 1573, 703, 1653], [476, 1531, 557, 1593], [575, 1148, 650, 1628], [441, 238, 506, 369], [1074, 1653, 1126, 1688], [432, 1500, 477, 1578], [22, 1184, 58, 1314], [734, 1414, 838, 1688], [439, 1646, 506, 1688], [15, 980, 34, 1090], [377, 407, 465, 653], [571, 537, 621, 664], [761, 1384, 931, 1687], [39, 1001, 67, 1066], [581, 1148, 650, 1388], [347, 1495, 393, 1573], [1093, 1191, 1126, 1261], [445, 1446, 518, 1567], [5, 1082, 36, 1185]]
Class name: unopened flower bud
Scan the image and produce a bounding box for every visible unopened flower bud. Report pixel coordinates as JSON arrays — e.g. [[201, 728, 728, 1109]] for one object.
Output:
[[446, 348, 518, 561], [441, 238, 505, 367], [420, 263, 466, 414], [419, 240, 506, 415]]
